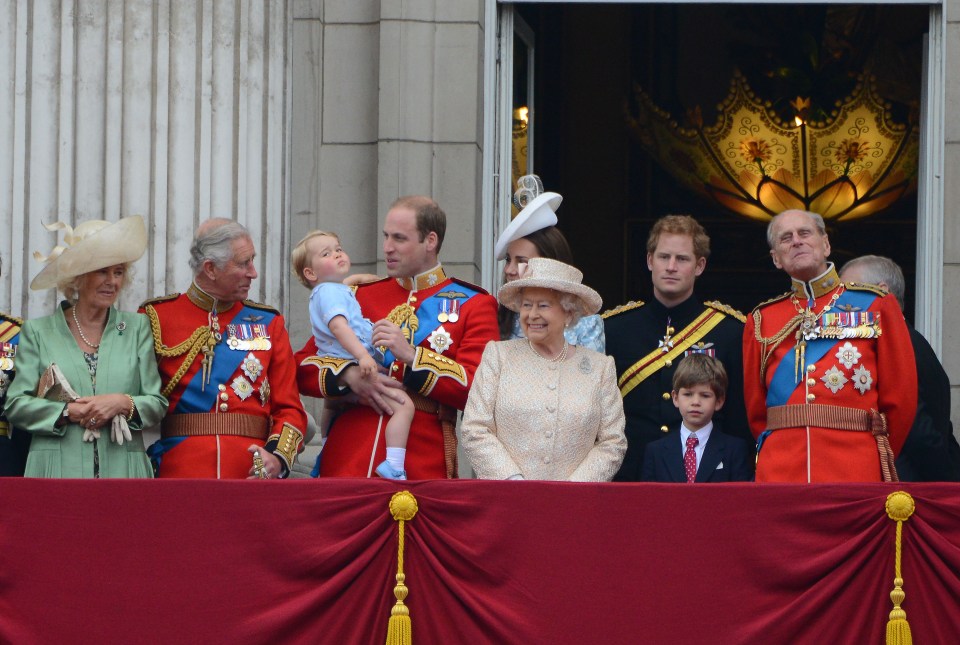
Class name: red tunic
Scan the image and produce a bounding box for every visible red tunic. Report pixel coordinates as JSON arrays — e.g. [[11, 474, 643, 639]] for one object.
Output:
[[296, 267, 498, 479], [743, 267, 917, 482], [141, 286, 307, 478]]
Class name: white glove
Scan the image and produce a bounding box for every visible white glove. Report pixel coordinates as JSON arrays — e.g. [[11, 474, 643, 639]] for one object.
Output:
[[82, 428, 101, 442], [110, 416, 132, 446]]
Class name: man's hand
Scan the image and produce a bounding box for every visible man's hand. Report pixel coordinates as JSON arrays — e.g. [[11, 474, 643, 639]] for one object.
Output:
[[247, 445, 281, 479], [371, 319, 415, 365], [341, 366, 407, 415]]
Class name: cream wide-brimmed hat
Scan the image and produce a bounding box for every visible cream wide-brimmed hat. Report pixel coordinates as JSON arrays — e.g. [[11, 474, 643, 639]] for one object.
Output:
[[494, 174, 563, 261], [498, 257, 602, 316], [30, 216, 148, 290]]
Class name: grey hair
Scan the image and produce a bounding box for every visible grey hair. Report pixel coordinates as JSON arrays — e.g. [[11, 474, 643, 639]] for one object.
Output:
[[766, 210, 827, 249], [558, 292, 584, 325], [516, 287, 584, 325], [58, 263, 135, 302], [189, 221, 252, 274], [839, 255, 906, 309]]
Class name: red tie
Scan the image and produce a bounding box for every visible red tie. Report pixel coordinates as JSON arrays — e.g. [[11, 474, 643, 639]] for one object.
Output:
[[684, 434, 699, 483]]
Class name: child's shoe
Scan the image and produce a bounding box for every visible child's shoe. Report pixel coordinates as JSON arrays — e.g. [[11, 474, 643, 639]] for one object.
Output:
[[375, 460, 407, 480]]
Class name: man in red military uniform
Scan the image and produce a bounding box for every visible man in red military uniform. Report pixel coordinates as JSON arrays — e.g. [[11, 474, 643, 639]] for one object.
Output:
[[743, 209, 917, 482], [141, 219, 307, 479], [296, 196, 499, 479]]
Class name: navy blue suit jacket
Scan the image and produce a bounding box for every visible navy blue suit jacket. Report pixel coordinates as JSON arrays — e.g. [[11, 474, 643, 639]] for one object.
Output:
[[640, 422, 753, 483]]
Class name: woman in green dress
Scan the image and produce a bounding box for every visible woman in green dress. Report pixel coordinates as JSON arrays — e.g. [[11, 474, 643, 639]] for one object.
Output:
[[6, 216, 167, 478]]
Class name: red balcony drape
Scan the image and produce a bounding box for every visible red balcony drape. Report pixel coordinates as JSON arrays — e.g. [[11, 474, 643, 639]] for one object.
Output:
[[1, 480, 958, 644]]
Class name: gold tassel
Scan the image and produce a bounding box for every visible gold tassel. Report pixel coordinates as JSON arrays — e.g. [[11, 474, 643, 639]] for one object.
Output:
[[386, 491, 419, 645], [884, 491, 915, 645]]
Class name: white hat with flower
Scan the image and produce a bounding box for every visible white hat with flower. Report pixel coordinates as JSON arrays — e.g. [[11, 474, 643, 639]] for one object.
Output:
[[498, 257, 602, 316], [30, 216, 147, 290]]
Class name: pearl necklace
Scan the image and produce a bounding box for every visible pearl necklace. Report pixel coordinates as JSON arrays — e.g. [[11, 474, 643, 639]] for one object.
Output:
[[72, 306, 102, 350], [528, 339, 568, 363]]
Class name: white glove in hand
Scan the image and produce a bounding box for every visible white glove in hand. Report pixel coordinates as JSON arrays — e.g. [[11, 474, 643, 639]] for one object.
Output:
[[110, 416, 132, 446], [82, 429, 101, 442]]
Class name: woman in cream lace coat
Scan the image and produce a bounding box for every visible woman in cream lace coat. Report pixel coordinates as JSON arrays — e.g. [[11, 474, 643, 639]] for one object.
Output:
[[461, 258, 626, 481]]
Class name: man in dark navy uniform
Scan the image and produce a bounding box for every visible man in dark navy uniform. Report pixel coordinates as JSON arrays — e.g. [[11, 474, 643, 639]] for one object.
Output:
[[604, 215, 750, 481]]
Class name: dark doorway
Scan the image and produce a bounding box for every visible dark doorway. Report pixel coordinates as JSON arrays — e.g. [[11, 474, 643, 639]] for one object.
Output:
[[517, 3, 926, 319]]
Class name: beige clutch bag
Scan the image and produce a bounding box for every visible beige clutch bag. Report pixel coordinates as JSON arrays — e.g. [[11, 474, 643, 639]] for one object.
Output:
[[37, 363, 101, 441], [37, 363, 80, 402]]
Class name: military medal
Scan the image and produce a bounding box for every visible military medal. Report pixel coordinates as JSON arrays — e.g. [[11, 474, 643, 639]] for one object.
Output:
[[427, 326, 453, 354], [242, 353, 264, 382], [685, 341, 716, 357], [231, 375, 255, 400], [852, 365, 874, 394], [790, 285, 844, 382], [438, 300, 449, 323], [658, 320, 675, 353], [448, 299, 460, 323], [227, 323, 272, 351], [1, 342, 16, 371], [0, 343, 17, 372], [259, 377, 271, 406]]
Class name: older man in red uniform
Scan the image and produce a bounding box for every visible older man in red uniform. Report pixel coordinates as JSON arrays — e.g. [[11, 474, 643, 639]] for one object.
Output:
[[141, 219, 307, 479], [296, 196, 498, 479], [743, 209, 916, 482]]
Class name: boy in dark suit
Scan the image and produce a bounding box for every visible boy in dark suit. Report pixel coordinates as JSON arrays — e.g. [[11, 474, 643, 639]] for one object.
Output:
[[641, 354, 752, 482]]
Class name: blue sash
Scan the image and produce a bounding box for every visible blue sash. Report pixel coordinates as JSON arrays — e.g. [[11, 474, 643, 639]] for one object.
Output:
[[174, 304, 276, 413], [766, 289, 877, 408], [381, 284, 480, 365], [147, 437, 185, 473]]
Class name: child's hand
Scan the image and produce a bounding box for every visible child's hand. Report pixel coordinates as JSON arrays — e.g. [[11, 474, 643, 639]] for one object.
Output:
[[359, 355, 378, 379]]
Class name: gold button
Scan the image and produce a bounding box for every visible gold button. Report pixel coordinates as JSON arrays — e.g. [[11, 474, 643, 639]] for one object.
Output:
[[662, 392, 671, 400], [219, 403, 228, 412], [220, 393, 229, 401], [409, 295, 417, 302], [391, 364, 399, 372], [660, 425, 669, 433], [806, 379, 815, 387], [218, 384, 227, 391], [806, 393, 816, 402], [665, 359, 672, 367], [806, 364, 815, 373]]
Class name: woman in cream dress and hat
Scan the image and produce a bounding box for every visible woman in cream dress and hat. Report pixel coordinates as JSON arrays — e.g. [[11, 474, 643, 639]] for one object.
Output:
[[6, 216, 167, 478], [494, 175, 605, 352], [461, 258, 626, 481]]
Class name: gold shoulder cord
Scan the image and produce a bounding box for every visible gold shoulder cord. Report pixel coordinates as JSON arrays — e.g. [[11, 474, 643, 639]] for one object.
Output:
[[752, 309, 803, 381], [145, 304, 214, 397]]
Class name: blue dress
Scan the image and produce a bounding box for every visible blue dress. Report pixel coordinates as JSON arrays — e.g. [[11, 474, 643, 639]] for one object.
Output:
[[508, 313, 605, 353]]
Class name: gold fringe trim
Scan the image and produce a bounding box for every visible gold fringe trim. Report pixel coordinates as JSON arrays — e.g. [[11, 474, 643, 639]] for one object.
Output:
[[386, 491, 419, 645], [885, 491, 915, 645]]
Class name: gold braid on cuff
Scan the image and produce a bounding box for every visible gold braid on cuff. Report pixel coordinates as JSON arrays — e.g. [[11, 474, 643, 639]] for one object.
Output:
[[269, 423, 303, 469]]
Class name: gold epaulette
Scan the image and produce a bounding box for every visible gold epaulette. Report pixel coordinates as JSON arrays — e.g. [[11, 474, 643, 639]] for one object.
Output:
[[704, 300, 746, 324], [242, 299, 279, 314], [601, 300, 644, 319], [449, 277, 491, 297], [751, 291, 791, 313], [139, 293, 180, 309], [0, 312, 23, 326], [844, 281, 887, 297]]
